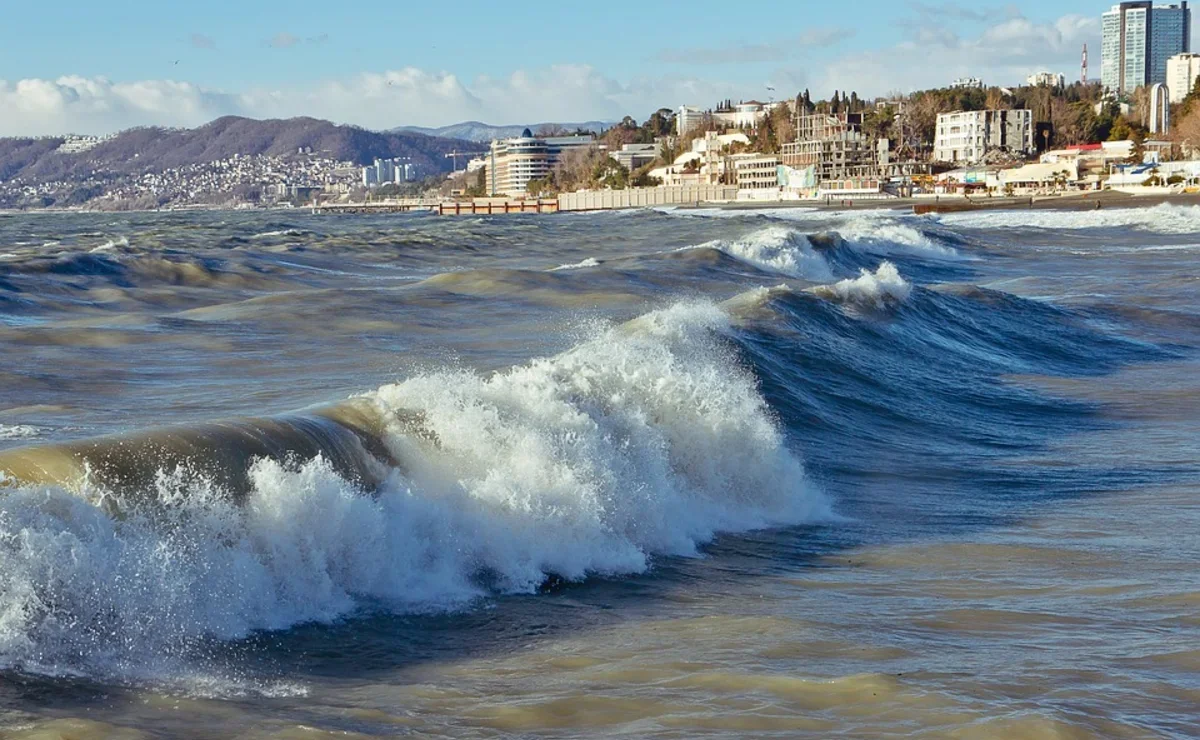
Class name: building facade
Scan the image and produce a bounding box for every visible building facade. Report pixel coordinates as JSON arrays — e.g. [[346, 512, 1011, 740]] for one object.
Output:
[[610, 143, 661, 171], [734, 155, 781, 197], [1026, 71, 1067, 88], [780, 113, 879, 185], [1102, 2, 1191, 95], [676, 106, 706, 136], [1167, 52, 1200, 101], [950, 77, 985, 89], [933, 110, 1035, 164], [487, 131, 596, 196], [362, 158, 416, 187]]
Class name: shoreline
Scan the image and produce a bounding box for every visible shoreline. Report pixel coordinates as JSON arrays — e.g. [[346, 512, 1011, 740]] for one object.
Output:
[[708, 190, 1200, 213], [3, 191, 1198, 218]]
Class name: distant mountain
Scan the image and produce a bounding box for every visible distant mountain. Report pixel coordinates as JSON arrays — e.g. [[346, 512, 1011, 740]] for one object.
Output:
[[0, 116, 486, 184], [392, 120, 614, 143]]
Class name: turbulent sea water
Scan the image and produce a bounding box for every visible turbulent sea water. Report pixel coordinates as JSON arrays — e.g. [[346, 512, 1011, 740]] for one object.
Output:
[[0, 204, 1197, 738]]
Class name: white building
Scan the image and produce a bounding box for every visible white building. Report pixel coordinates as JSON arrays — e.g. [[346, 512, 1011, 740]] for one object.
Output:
[[714, 101, 776, 129], [610, 143, 660, 171], [1103, 2, 1192, 95], [735, 155, 781, 200], [950, 77, 985, 89], [934, 110, 1035, 164], [1167, 52, 1200, 102], [487, 131, 597, 196], [676, 106, 706, 135], [1026, 71, 1066, 88]]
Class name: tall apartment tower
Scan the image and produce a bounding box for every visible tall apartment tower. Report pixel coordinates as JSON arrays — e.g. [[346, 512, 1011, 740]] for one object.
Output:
[[1102, 2, 1192, 95]]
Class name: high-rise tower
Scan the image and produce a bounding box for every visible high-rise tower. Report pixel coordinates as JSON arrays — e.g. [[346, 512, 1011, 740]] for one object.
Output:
[[1102, 2, 1191, 95]]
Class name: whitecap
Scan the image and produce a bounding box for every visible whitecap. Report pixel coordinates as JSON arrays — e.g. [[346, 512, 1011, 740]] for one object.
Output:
[[685, 226, 834, 281], [810, 262, 912, 308]]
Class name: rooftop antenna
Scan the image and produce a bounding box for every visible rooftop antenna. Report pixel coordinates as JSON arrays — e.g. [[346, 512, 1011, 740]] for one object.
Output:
[[1082, 43, 1089, 85]]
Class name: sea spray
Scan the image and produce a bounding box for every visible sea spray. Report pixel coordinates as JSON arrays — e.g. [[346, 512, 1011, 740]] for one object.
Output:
[[0, 301, 827, 679]]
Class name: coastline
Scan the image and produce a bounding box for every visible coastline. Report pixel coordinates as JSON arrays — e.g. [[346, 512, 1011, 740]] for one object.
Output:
[[708, 190, 1200, 213], [4, 191, 1199, 218]]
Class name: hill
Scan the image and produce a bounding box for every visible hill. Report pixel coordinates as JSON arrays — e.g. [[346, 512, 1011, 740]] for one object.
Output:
[[0, 117, 485, 184], [393, 120, 613, 143]]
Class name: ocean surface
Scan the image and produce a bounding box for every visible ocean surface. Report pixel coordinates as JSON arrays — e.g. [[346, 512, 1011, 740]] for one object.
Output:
[[0, 204, 1197, 738]]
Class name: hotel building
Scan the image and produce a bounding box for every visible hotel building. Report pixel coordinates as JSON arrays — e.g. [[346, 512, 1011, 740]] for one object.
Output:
[[487, 130, 596, 197]]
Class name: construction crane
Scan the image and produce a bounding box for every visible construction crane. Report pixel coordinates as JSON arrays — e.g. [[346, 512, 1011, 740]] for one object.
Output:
[[444, 150, 481, 171]]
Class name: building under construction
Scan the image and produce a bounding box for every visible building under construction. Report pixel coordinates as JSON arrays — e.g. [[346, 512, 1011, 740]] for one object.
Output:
[[781, 111, 927, 192], [781, 112, 880, 185]]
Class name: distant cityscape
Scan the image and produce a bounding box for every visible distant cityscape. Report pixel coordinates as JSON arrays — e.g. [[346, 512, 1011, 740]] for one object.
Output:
[[2, 1, 1199, 211]]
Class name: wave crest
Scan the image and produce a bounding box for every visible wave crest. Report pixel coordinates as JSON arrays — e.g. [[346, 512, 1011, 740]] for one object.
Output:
[[810, 262, 912, 308], [0, 301, 827, 678], [688, 226, 834, 281]]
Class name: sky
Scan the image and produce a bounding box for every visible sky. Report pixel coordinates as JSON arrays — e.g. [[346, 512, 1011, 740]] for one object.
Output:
[[0, 0, 1188, 136]]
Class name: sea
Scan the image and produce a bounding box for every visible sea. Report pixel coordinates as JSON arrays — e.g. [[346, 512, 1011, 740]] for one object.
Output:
[[0, 204, 1197, 739]]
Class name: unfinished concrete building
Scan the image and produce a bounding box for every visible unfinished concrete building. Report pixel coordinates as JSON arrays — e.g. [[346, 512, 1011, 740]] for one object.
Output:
[[780, 113, 881, 186]]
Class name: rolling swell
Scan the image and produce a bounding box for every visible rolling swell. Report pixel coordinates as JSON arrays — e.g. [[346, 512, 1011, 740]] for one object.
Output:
[[0, 300, 828, 679]]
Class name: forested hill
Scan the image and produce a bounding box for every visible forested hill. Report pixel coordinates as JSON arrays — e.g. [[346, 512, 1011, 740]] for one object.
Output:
[[0, 117, 484, 183]]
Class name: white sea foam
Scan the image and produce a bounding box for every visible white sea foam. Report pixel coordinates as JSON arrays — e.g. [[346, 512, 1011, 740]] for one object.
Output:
[[0, 424, 40, 441], [250, 229, 309, 239], [689, 226, 834, 281], [834, 216, 960, 257], [810, 262, 912, 308], [935, 203, 1200, 235], [89, 236, 129, 253], [0, 302, 827, 679], [550, 257, 602, 271], [660, 206, 825, 220]]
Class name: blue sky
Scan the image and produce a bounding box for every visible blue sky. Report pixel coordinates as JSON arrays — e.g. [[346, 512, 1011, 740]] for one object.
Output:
[[0, 0, 1174, 135]]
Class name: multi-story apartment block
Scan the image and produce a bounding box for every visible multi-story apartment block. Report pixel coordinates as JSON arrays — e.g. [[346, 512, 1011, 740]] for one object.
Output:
[[1167, 52, 1200, 101], [933, 110, 1035, 164]]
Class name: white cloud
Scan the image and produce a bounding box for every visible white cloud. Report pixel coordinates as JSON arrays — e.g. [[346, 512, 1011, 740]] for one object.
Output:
[[0, 67, 737, 136], [810, 11, 1099, 95]]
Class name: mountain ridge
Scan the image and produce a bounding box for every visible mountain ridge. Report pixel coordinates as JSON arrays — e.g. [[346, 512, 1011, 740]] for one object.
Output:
[[0, 116, 486, 184], [392, 120, 614, 143]]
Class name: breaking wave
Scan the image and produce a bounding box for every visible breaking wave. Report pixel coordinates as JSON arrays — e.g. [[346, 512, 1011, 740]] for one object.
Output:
[[809, 261, 912, 308], [935, 203, 1200, 234], [832, 216, 961, 257], [0, 301, 827, 679], [687, 226, 834, 281], [0, 424, 41, 441]]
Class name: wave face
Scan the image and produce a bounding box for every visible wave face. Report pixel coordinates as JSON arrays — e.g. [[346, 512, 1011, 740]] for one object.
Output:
[[0, 302, 826, 678]]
